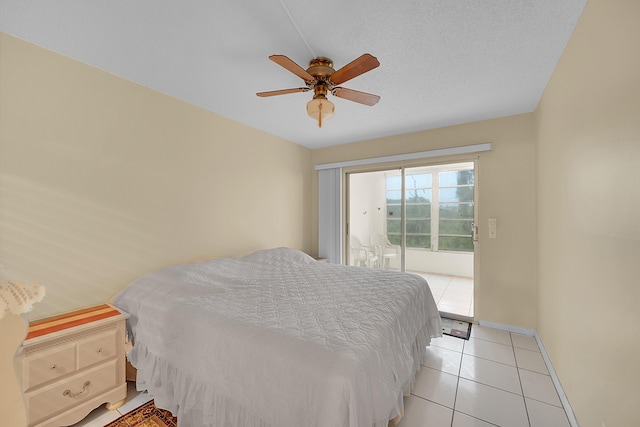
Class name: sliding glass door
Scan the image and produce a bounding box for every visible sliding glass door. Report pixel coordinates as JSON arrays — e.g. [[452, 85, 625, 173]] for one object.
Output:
[[347, 161, 477, 318]]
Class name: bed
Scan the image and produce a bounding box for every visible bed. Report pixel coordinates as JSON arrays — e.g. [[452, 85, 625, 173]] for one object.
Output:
[[113, 247, 441, 427]]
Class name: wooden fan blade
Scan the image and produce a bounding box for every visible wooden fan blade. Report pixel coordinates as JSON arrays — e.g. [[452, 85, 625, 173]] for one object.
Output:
[[269, 55, 315, 82], [329, 54, 380, 85], [332, 87, 380, 106], [256, 88, 310, 97]]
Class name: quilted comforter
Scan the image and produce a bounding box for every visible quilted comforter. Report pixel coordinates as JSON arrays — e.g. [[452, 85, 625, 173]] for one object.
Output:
[[113, 248, 441, 427]]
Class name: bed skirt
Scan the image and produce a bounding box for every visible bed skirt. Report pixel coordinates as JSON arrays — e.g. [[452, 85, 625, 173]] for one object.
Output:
[[127, 322, 436, 427]]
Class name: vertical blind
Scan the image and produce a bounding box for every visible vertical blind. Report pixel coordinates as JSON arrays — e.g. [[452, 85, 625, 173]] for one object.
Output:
[[317, 168, 342, 263]]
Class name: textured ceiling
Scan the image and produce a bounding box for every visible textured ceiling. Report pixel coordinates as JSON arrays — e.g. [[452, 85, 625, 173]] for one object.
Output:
[[0, 0, 587, 149]]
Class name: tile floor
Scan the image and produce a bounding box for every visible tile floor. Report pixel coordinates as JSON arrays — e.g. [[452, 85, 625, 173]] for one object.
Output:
[[73, 325, 571, 427], [416, 272, 474, 320], [401, 324, 572, 427]]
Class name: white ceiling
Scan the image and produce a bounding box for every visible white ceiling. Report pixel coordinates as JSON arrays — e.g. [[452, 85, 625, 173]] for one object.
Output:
[[0, 1, 587, 149]]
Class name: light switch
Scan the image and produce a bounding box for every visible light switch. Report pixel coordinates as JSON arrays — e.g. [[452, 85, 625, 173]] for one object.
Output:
[[488, 218, 497, 239]]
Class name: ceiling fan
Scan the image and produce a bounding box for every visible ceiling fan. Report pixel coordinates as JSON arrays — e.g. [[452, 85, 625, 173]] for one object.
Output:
[[257, 53, 380, 127]]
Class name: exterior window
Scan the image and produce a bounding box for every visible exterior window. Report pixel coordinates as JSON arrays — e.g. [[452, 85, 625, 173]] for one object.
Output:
[[438, 170, 474, 251], [386, 173, 432, 249], [386, 166, 474, 252], [385, 175, 403, 246]]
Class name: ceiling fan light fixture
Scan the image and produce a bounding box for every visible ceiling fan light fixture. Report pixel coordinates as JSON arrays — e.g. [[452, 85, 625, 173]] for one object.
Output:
[[258, 53, 380, 128], [306, 95, 334, 128]]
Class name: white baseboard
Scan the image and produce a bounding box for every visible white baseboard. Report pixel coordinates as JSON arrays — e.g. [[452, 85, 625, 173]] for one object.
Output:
[[477, 319, 536, 336], [477, 320, 579, 427]]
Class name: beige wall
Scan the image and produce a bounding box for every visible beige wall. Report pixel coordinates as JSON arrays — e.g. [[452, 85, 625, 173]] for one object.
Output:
[[312, 113, 539, 328], [535, 0, 640, 425], [0, 32, 313, 319], [0, 33, 314, 423], [0, 313, 28, 427], [0, 32, 313, 424]]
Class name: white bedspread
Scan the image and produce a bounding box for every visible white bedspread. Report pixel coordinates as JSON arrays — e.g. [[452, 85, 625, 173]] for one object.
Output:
[[113, 248, 441, 427]]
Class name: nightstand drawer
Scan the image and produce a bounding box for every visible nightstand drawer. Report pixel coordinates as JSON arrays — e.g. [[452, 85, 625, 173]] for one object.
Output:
[[78, 329, 117, 369], [25, 344, 76, 390], [26, 359, 118, 426]]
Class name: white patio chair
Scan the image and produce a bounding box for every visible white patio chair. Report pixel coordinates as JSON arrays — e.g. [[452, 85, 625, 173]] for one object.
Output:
[[370, 233, 400, 269], [350, 235, 379, 268]]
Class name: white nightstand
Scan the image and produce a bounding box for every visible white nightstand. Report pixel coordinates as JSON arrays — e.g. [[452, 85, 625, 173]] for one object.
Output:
[[18, 304, 128, 427]]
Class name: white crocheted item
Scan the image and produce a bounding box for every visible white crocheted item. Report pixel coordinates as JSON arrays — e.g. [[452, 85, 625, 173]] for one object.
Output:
[[0, 282, 45, 319]]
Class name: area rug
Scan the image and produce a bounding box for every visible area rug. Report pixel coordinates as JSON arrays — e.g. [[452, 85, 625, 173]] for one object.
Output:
[[105, 400, 177, 427], [441, 317, 472, 340]]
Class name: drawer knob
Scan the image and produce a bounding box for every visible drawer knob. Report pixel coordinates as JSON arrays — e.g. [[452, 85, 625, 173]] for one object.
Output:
[[62, 380, 91, 398], [50, 364, 57, 370]]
